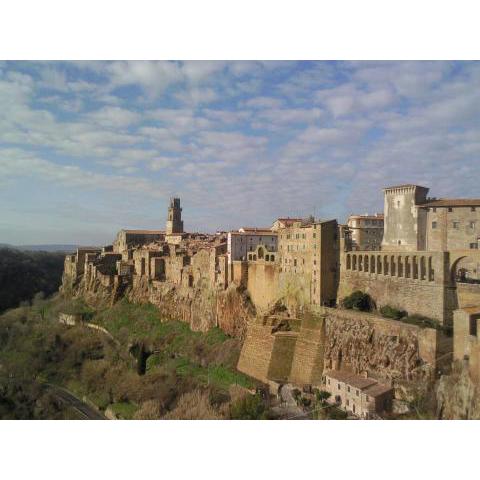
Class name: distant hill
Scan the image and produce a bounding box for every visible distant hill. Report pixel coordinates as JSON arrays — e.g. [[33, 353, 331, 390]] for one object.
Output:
[[0, 247, 66, 313], [15, 244, 79, 253]]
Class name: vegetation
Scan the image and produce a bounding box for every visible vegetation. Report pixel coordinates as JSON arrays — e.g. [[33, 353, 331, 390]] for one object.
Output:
[[380, 305, 407, 320], [341, 290, 374, 312], [229, 393, 266, 420], [0, 247, 65, 314], [0, 295, 260, 419]]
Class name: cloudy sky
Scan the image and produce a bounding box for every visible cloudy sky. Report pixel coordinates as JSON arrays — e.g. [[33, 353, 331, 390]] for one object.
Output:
[[0, 60, 479, 245]]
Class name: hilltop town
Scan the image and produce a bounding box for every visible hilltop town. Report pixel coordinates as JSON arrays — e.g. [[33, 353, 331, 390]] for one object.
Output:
[[61, 185, 480, 419]]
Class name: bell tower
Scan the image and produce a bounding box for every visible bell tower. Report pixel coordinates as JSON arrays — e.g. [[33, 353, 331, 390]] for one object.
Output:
[[166, 197, 184, 235]]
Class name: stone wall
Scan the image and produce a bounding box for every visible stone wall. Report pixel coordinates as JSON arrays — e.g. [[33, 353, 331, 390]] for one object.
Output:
[[339, 250, 451, 324], [238, 307, 451, 392], [246, 262, 279, 311]]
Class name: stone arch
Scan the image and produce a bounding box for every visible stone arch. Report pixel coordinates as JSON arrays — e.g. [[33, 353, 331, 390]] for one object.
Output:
[[352, 254, 357, 270], [428, 256, 434, 281], [420, 256, 426, 281], [370, 255, 376, 273], [390, 255, 396, 276], [451, 256, 480, 284], [346, 254, 351, 270], [398, 255, 403, 277], [412, 256, 418, 279], [359, 255, 363, 271], [377, 255, 382, 274], [364, 254, 369, 273], [265, 254, 270, 261], [405, 256, 411, 278], [258, 246, 264, 259], [270, 254, 275, 262], [383, 255, 389, 275]]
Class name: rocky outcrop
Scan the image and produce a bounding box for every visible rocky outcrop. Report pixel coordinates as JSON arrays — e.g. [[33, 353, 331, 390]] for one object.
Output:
[[61, 269, 254, 338], [436, 360, 480, 419], [324, 313, 430, 383]]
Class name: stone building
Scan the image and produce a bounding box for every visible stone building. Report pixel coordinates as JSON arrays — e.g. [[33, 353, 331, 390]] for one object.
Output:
[[227, 228, 277, 265], [347, 213, 384, 251], [422, 199, 480, 252], [278, 219, 339, 308], [339, 184, 480, 326], [323, 370, 393, 418], [453, 307, 480, 385], [113, 230, 165, 258]]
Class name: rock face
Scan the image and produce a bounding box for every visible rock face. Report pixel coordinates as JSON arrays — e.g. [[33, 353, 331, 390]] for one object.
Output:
[[61, 269, 254, 338], [324, 314, 429, 383], [238, 307, 450, 393], [436, 360, 480, 419]]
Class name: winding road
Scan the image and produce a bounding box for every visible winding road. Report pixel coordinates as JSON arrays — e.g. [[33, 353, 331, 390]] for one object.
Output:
[[44, 383, 106, 420]]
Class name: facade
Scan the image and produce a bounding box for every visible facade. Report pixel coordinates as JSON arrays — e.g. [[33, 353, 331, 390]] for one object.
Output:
[[113, 230, 165, 257], [323, 370, 393, 418], [347, 213, 384, 251], [278, 219, 339, 307], [227, 229, 278, 264], [422, 199, 480, 252]]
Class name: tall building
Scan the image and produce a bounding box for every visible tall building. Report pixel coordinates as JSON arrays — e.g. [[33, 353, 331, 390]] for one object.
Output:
[[166, 197, 184, 235], [381, 184, 429, 251], [347, 213, 384, 251], [278, 219, 339, 307]]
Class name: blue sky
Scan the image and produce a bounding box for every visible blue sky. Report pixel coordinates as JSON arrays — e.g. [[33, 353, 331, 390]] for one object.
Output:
[[0, 60, 479, 245]]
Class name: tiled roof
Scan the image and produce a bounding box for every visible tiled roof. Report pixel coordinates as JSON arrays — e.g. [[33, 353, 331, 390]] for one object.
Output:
[[383, 184, 428, 190], [363, 383, 393, 397], [420, 199, 480, 208]]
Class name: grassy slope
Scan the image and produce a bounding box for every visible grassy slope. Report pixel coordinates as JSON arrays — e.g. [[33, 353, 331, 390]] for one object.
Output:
[[0, 295, 255, 419]]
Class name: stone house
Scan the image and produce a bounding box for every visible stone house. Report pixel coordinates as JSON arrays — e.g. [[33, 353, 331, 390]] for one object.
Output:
[[323, 370, 393, 418]]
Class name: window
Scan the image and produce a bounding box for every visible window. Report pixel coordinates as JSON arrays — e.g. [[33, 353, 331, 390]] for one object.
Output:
[[356, 390, 359, 397], [432, 221, 437, 229], [453, 221, 460, 229], [346, 399, 350, 406], [470, 221, 476, 229], [338, 384, 341, 390], [433, 207, 437, 213], [347, 386, 350, 393], [470, 243, 478, 249], [327, 379, 330, 385], [471, 207, 476, 212], [448, 207, 453, 212], [293, 259, 297, 267]]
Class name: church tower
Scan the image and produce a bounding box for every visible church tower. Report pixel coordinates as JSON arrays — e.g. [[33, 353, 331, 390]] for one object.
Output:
[[166, 197, 184, 235]]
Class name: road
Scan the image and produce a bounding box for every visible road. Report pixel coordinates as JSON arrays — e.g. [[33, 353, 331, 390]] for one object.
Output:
[[44, 384, 106, 420]]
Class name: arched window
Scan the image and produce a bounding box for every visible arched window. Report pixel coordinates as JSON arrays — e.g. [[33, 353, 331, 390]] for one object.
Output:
[[370, 255, 375, 273], [346, 254, 351, 270], [397, 256, 403, 277], [258, 247, 264, 259], [383, 256, 389, 275], [364, 255, 369, 273], [412, 256, 418, 279], [405, 256, 410, 278], [377, 256, 382, 274], [352, 255, 357, 270], [390, 255, 396, 276]]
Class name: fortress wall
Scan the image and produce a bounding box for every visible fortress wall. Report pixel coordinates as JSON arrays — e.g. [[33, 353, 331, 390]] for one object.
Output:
[[288, 315, 326, 386], [267, 332, 297, 383], [238, 308, 450, 389], [339, 251, 450, 323], [237, 319, 277, 383], [457, 283, 480, 309], [246, 262, 279, 311]]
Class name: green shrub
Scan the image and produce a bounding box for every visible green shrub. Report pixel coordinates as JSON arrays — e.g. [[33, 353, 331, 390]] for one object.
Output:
[[230, 393, 266, 420], [380, 305, 406, 320], [315, 389, 331, 404], [341, 291, 373, 312]]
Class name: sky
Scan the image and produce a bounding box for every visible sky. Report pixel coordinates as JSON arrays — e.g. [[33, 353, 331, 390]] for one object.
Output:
[[0, 60, 479, 245]]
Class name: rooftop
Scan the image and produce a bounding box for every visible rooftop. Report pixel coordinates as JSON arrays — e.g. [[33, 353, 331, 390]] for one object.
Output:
[[383, 184, 429, 191], [420, 198, 480, 208], [325, 370, 391, 396]]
